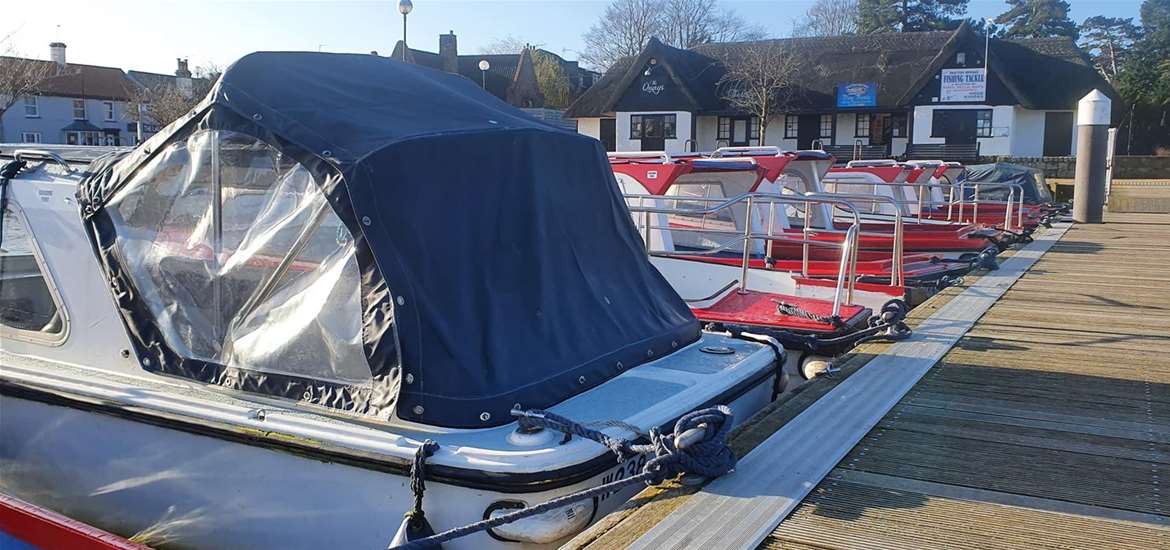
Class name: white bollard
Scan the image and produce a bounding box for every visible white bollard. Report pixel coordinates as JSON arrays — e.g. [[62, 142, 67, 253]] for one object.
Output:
[[1073, 90, 1111, 223]]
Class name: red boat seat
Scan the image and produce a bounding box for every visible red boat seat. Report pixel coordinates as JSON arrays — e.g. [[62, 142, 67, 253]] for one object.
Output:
[[691, 289, 868, 333]]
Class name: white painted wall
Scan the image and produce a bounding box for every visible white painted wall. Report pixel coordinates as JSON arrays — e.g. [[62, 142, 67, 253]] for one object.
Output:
[[1011, 107, 1045, 157], [577, 117, 601, 140], [615, 111, 693, 153], [911, 104, 1015, 156], [695, 115, 719, 151]]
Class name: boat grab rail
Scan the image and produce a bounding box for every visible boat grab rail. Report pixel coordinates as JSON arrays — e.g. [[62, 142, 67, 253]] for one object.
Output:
[[625, 191, 865, 314], [11, 149, 76, 173], [607, 151, 673, 163], [956, 181, 1026, 231], [709, 146, 785, 158], [822, 178, 1026, 231]]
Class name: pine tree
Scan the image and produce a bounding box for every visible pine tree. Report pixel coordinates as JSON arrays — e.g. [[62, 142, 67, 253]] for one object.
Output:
[[858, 0, 968, 33], [1078, 17, 1141, 81], [995, 0, 1079, 39], [1117, 0, 1170, 153], [858, 0, 900, 33]]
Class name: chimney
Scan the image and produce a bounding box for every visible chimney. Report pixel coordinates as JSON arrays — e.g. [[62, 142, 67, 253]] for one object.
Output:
[[49, 42, 66, 67], [439, 31, 458, 73], [175, 58, 193, 98]]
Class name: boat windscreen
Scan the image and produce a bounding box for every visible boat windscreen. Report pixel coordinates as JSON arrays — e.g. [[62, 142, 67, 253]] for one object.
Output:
[[107, 130, 376, 387]]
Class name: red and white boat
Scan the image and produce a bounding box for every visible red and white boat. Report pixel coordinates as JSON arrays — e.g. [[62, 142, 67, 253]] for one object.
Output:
[[609, 151, 960, 312], [1, 492, 150, 550]]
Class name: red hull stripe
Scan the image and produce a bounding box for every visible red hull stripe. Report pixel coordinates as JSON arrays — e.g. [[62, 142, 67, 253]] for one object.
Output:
[[0, 493, 151, 550]]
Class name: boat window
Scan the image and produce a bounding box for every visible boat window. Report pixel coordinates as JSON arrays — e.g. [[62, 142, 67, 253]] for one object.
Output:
[[107, 130, 372, 385], [668, 182, 737, 230], [0, 203, 66, 341]]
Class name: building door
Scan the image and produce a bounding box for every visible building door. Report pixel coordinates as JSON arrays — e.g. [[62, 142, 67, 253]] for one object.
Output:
[[933, 110, 978, 145], [796, 114, 820, 149], [640, 115, 666, 151], [729, 117, 751, 146], [1043, 112, 1073, 156], [600, 118, 616, 152]]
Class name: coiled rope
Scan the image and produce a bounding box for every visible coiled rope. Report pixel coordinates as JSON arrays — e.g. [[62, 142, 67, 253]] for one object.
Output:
[[772, 300, 843, 327], [388, 406, 737, 549]]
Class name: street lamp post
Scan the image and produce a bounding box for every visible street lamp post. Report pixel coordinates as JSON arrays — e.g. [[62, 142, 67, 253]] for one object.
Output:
[[478, 59, 490, 89], [398, 0, 413, 61]]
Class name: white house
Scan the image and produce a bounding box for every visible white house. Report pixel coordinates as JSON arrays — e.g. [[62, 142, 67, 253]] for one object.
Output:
[[566, 23, 1115, 161]]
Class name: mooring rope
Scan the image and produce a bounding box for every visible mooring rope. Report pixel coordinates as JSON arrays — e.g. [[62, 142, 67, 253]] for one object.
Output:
[[387, 406, 736, 549], [772, 300, 842, 327]]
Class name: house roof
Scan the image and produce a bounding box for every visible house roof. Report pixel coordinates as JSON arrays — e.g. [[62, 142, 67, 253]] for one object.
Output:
[[0, 57, 140, 101], [390, 41, 599, 101], [566, 24, 1112, 117]]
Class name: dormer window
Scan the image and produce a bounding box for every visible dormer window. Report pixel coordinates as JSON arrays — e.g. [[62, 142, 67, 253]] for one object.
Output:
[[957, 52, 966, 65]]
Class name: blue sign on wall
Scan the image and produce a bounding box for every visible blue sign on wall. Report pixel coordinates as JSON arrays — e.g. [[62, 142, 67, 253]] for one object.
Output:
[[837, 83, 877, 108]]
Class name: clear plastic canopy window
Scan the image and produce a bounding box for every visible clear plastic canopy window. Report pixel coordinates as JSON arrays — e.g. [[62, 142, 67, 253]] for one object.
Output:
[[107, 130, 372, 385]]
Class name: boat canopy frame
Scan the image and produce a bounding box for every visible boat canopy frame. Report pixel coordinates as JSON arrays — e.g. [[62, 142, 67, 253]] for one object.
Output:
[[74, 52, 699, 428]]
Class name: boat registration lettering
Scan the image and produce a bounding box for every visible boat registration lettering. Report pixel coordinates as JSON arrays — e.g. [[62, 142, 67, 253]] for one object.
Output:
[[647, 171, 658, 179], [598, 453, 649, 502]]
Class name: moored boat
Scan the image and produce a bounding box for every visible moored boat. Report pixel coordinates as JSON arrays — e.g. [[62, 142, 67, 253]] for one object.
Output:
[[0, 52, 785, 549]]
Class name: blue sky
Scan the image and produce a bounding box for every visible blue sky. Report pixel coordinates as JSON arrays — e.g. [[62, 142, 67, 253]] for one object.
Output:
[[2, 1, 1145, 74]]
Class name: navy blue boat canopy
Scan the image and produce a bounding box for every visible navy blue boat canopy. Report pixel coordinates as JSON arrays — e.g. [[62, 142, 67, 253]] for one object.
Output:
[[77, 51, 699, 428], [963, 163, 1053, 204]]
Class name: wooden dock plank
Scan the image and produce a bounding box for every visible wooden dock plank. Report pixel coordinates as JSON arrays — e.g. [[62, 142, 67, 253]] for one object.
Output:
[[565, 213, 1170, 550], [766, 213, 1170, 549]]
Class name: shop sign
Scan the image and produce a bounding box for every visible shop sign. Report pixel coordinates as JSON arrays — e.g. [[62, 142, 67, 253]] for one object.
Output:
[[836, 83, 876, 107], [641, 79, 665, 96], [940, 68, 986, 102]]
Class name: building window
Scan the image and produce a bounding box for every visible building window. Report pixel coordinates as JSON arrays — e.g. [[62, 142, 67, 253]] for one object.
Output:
[[750, 118, 760, 140], [0, 203, 67, 341], [819, 114, 833, 138], [855, 113, 871, 137], [630, 114, 676, 140], [23, 96, 38, 117], [717, 117, 730, 141], [784, 115, 798, 139], [65, 131, 101, 146], [663, 114, 676, 139], [72, 99, 86, 120], [104, 101, 115, 121], [975, 109, 993, 137], [20, 132, 41, 143], [891, 113, 908, 138]]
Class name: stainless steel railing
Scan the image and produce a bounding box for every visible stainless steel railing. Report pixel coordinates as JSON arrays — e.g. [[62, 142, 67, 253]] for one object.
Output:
[[823, 177, 1027, 231], [624, 191, 866, 316]]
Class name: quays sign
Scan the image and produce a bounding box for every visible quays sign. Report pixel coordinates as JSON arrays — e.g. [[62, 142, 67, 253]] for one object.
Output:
[[615, 72, 691, 111]]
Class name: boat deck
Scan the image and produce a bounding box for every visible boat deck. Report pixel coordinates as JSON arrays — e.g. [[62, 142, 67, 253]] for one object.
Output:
[[565, 212, 1170, 549]]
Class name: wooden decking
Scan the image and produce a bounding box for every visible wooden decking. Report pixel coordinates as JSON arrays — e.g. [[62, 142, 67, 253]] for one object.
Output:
[[772, 213, 1170, 548], [568, 213, 1170, 549]]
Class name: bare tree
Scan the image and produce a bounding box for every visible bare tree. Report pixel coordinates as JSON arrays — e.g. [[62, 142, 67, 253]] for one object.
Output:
[[793, 0, 860, 37], [126, 64, 221, 130], [481, 35, 545, 55], [581, 0, 666, 71], [0, 34, 54, 135], [717, 42, 801, 145], [580, 0, 769, 71]]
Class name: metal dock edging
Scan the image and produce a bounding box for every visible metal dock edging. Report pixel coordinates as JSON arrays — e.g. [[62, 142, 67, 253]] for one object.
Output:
[[625, 223, 1073, 550]]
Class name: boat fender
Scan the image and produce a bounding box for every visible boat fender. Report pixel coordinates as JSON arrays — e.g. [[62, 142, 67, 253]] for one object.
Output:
[[975, 247, 1000, 271], [390, 440, 442, 548], [731, 331, 789, 399], [388, 407, 737, 549]]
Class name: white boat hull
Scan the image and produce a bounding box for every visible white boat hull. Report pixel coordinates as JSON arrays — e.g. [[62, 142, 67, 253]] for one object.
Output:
[[1, 376, 773, 549]]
